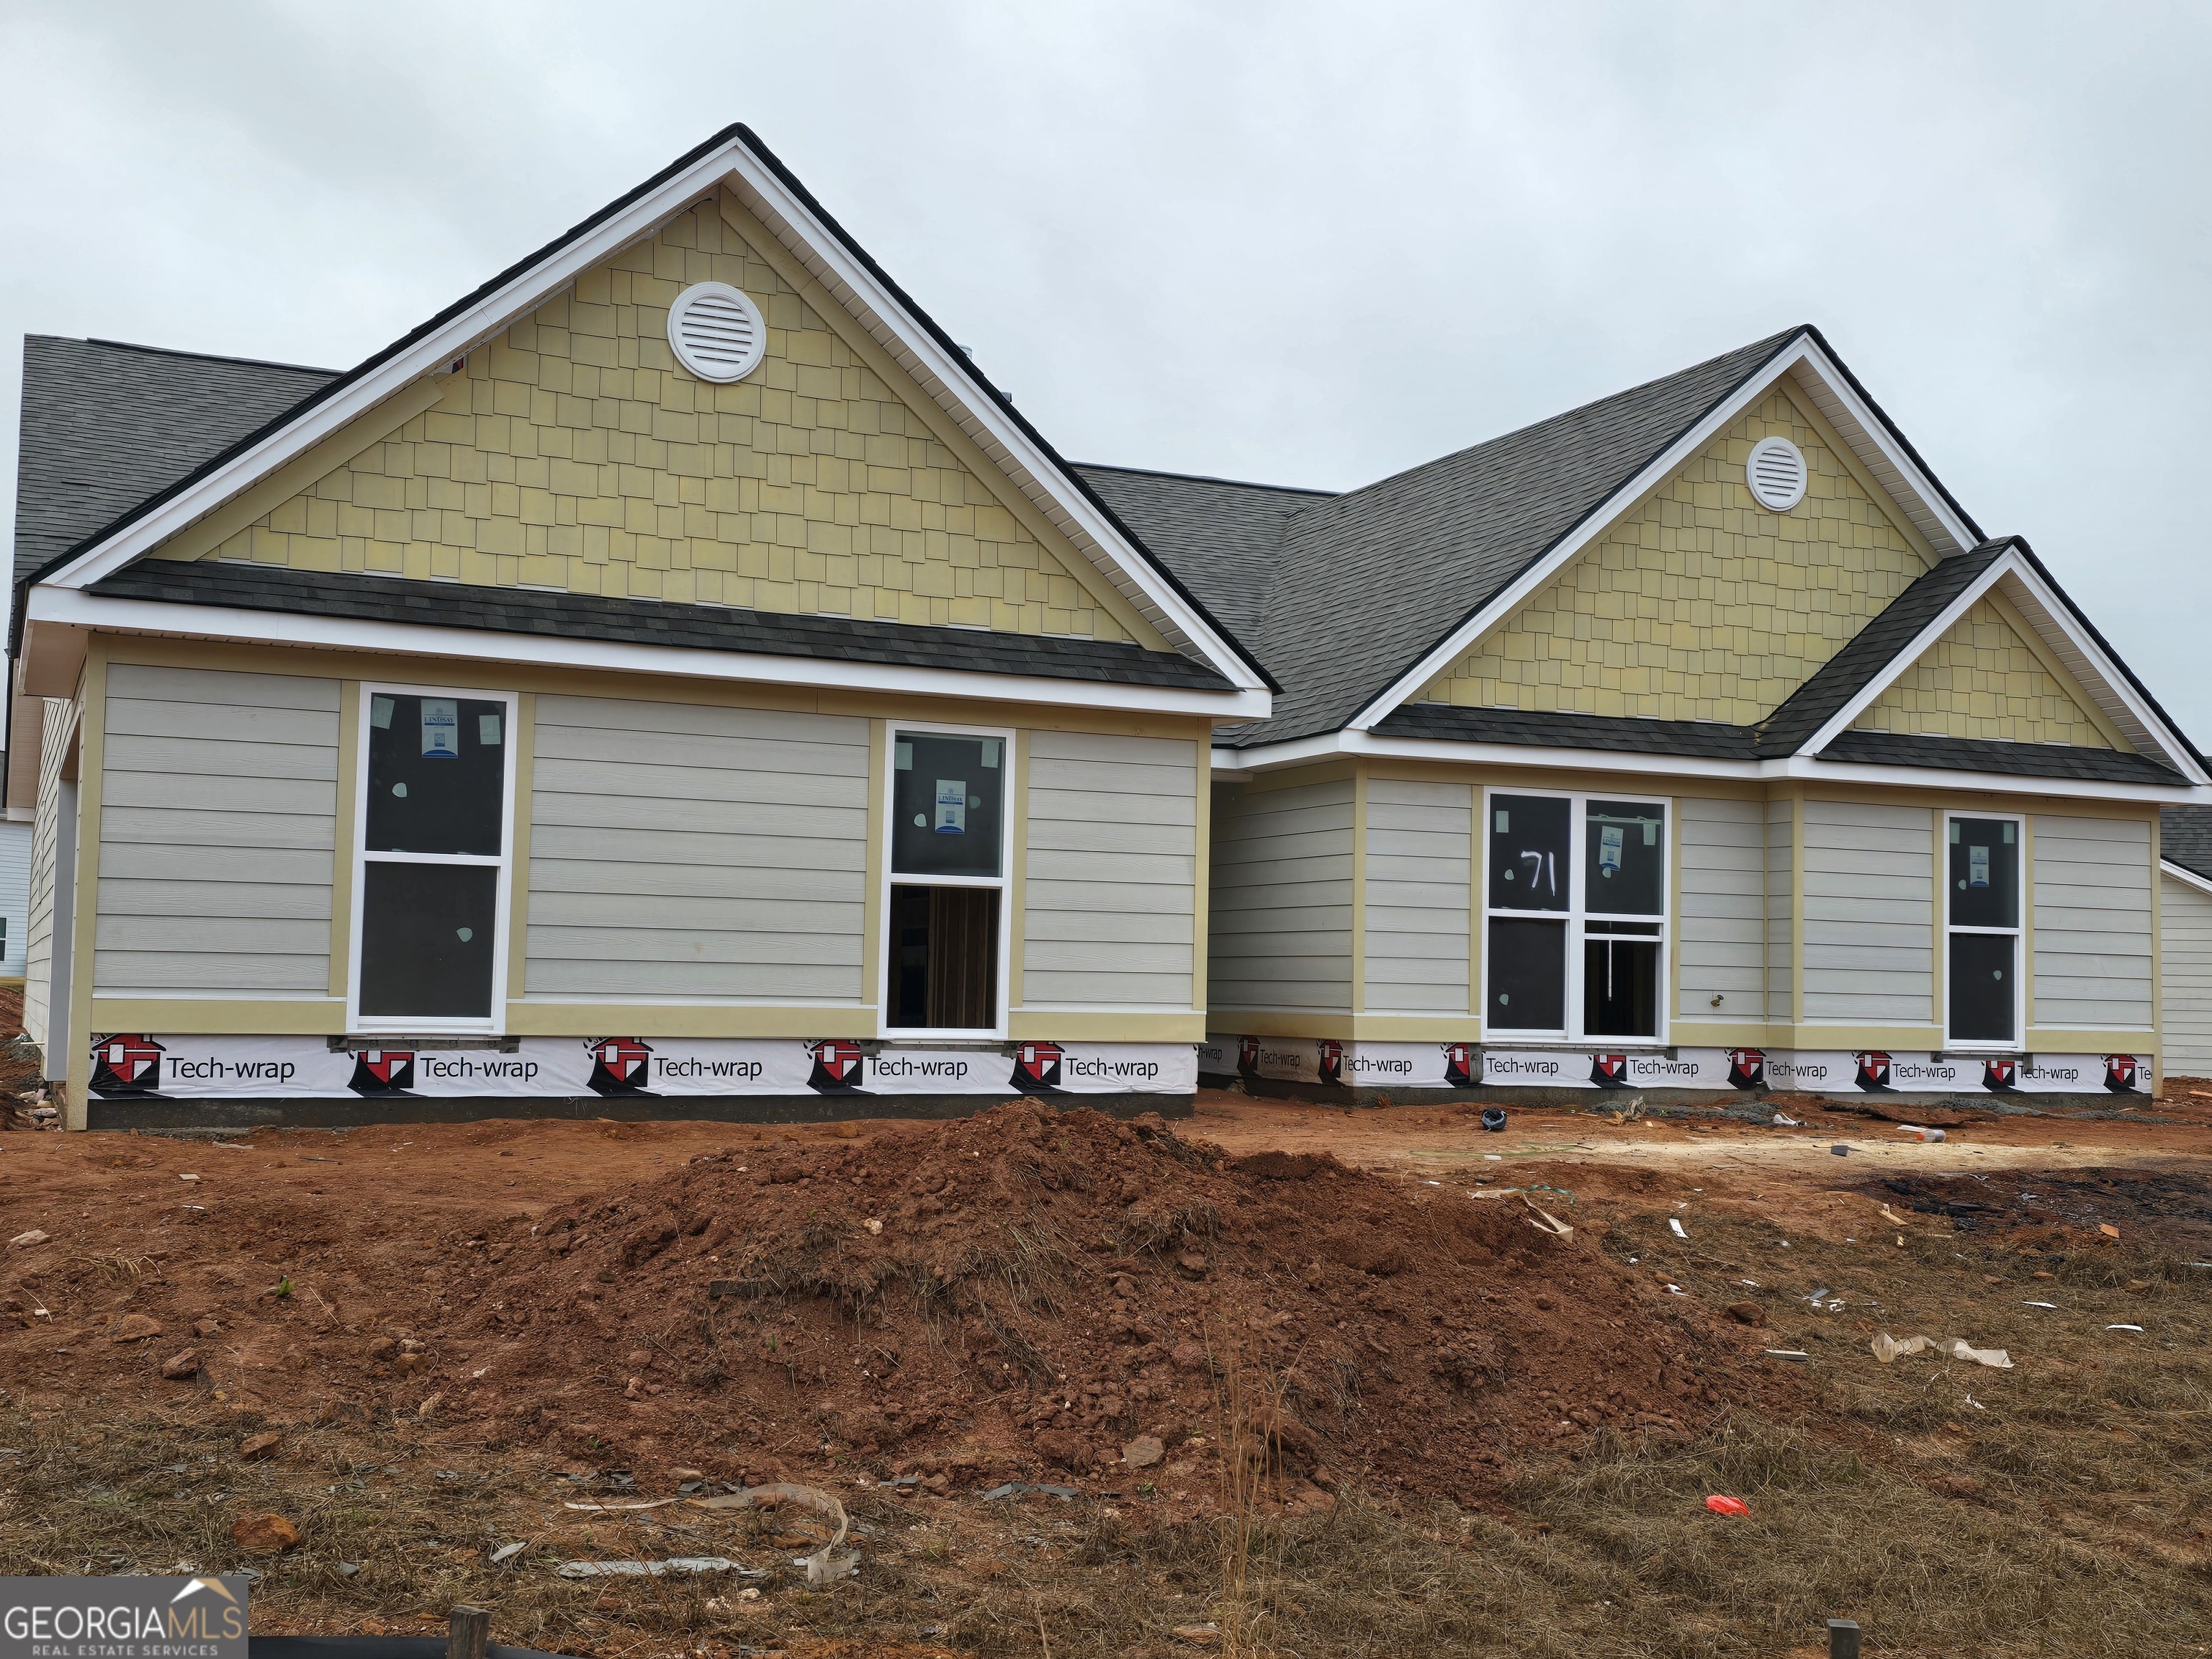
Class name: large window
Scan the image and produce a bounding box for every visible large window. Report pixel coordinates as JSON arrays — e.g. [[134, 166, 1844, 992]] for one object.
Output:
[[881, 725, 1012, 1035], [1484, 791, 1669, 1042], [350, 685, 518, 1032], [1946, 814, 2022, 1047]]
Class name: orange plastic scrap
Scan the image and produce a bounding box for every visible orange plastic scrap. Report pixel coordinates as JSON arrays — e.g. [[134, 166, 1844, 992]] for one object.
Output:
[[1704, 1495, 1751, 1517]]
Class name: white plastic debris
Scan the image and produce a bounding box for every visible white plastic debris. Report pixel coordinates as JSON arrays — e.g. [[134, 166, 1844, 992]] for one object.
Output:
[[1870, 1333, 2013, 1369], [689, 1482, 859, 1586], [1894, 1125, 1946, 1143], [2105, 1323, 2144, 1334], [1772, 1112, 1801, 1126], [7, 1230, 48, 1249], [490, 1542, 526, 1565], [2023, 1300, 2059, 1310], [555, 1557, 764, 1579], [1668, 1218, 1688, 1239]]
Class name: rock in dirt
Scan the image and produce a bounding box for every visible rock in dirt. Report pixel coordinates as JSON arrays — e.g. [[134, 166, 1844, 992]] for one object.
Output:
[[110, 1315, 161, 1343], [231, 1514, 301, 1553], [1170, 1339, 1208, 1372], [8, 1229, 48, 1249], [240, 1431, 282, 1460], [1033, 1430, 1088, 1470], [160, 1349, 202, 1380], [1725, 1301, 1765, 1326], [1121, 1434, 1165, 1469], [194, 1317, 221, 1339]]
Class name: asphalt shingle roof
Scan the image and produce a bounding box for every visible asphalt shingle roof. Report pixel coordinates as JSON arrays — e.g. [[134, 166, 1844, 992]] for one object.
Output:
[[12, 336, 338, 590], [91, 559, 1231, 688], [1815, 729, 2182, 786], [2162, 806, 2212, 880]]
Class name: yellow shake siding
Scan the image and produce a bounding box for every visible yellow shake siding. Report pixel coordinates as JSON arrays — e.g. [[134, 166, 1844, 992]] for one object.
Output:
[[1416, 390, 1930, 723], [1851, 595, 2111, 746], [153, 200, 1130, 642]]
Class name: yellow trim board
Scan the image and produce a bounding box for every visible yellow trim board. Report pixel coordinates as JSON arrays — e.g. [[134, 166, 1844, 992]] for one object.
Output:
[[89, 998, 349, 1035], [503, 1002, 877, 1039], [1010, 1010, 1204, 1042]]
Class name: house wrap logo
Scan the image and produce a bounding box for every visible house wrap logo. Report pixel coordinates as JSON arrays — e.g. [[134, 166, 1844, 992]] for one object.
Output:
[[806, 1039, 865, 1092], [2104, 1054, 2141, 1093], [1315, 1040, 1344, 1086], [1236, 1038, 1262, 1082], [347, 1048, 415, 1096], [2, 1573, 248, 1659], [1011, 1042, 1063, 1092], [1726, 1048, 1765, 1089], [1982, 1058, 2020, 1093], [1589, 1053, 1632, 1088], [1443, 1043, 1475, 1087], [1854, 1051, 1894, 1092], [89, 1035, 165, 1098], [586, 1037, 654, 1096]]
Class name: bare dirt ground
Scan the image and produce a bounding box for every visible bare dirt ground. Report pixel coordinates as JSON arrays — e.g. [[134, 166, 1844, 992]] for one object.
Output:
[[1, 1076, 2208, 1657]]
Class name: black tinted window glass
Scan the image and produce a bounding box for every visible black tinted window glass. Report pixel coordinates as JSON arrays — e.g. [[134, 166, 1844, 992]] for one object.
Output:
[[1948, 818, 2019, 929], [365, 694, 507, 855], [1950, 931, 2016, 1042], [1584, 938, 1661, 1036], [358, 863, 498, 1018], [1488, 795, 1570, 911], [1586, 800, 1665, 915], [891, 732, 1005, 878], [1488, 917, 1566, 1030]]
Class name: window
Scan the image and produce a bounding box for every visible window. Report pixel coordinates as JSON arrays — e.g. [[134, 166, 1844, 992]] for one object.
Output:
[[1946, 814, 2021, 1047], [349, 686, 518, 1032], [1484, 791, 1669, 1041], [882, 725, 1012, 1035]]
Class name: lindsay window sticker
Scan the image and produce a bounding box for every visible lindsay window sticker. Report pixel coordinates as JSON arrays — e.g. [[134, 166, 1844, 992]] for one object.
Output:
[[1969, 843, 1990, 886], [935, 778, 966, 835], [421, 698, 459, 759], [1598, 823, 1624, 877]]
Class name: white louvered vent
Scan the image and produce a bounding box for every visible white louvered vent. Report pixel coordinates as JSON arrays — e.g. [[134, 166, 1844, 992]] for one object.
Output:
[[666, 282, 766, 383], [1745, 436, 1807, 511]]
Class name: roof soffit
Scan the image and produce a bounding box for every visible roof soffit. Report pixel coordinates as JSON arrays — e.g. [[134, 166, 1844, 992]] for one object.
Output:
[[26, 127, 1268, 695]]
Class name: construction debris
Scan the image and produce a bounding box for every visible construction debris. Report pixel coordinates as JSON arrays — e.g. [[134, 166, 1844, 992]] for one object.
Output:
[[554, 1557, 765, 1580], [1869, 1334, 2013, 1369]]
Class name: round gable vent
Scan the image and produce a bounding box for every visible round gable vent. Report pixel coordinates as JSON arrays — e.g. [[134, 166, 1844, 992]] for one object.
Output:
[[667, 282, 766, 383], [1745, 436, 1807, 511]]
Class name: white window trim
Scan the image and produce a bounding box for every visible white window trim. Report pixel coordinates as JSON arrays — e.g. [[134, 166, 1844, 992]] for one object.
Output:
[[877, 719, 1018, 1042], [347, 681, 521, 1038], [1942, 809, 2026, 1053], [1480, 787, 1673, 1047]]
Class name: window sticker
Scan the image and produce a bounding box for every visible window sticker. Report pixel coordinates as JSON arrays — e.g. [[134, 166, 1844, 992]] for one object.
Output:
[[370, 695, 395, 729], [935, 778, 967, 834], [1969, 844, 1990, 886], [1599, 823, 1624, 876], [1496, 809, 1510, 834], [981, 739, 1001, 768], [421, 698, 459, 759], [895, 741, 914, 770], [478, 714, 503, 746]]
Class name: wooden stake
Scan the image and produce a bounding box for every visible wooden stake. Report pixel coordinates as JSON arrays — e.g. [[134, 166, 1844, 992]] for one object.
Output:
[[449, 1605, 490, 1659]]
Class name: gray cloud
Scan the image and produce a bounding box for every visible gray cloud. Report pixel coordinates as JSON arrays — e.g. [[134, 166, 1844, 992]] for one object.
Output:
[[5, 0, 2210, 733]]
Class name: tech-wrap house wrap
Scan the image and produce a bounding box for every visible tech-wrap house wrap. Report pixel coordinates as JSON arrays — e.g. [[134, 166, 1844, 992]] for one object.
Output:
[[1077, 330, 2208, 1101], [8, 127, 1272, 1128]]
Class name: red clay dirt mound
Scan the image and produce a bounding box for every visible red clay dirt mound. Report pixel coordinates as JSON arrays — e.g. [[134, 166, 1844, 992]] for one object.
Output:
[[400, 1101, 1758, 1498]]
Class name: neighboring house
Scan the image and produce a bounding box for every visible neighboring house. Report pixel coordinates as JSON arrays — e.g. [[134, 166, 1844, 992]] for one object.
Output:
[[1089, 333, 2207, 1102], [6, 127, 1271, 1128], [2158, 806, 2212, 1077], [0, 808, 27, 980]]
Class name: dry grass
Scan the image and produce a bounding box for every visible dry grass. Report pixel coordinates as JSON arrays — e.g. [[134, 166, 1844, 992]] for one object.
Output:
[[2, 1208, 2206, 1656]]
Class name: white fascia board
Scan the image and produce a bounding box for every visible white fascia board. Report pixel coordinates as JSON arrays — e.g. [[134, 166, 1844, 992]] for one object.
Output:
[[1213, 726, 2211, 803], [1781, 338, 1977, 557], [2162, 858, 2212, 899], [1347, 334, 1980, 734], [48, 137, 1264, 696], [730, 181, 1264, 691], [1799, 549, 2206, 783], [23, 586, 1269, 722]]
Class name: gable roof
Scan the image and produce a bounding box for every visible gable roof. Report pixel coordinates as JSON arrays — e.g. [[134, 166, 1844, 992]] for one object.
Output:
[[1231, 326, 1811, 746], [12, 336, 338, 588], [14, 125, 1270, 695]]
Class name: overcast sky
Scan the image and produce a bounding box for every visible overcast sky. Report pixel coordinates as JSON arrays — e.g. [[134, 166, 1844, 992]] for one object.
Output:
[[6, 1, 2211, 737]]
